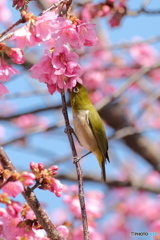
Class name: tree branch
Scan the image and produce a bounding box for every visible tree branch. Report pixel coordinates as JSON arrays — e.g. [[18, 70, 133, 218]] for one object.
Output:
[[99, 101, 160, 172], [0, 104, 62, 121], [60, 89, 89, 240], [1, 121, 64, 146], [0, 147, 64, 240], [0, 0, 72, 43], [95, 61, 160, 111], [107, 36, 160, 50], [127, 8, 160, 16], [57, 174, 160, 194]]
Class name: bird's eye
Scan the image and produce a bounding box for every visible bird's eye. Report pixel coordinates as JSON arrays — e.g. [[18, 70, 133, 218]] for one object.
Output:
[[73, 87, 79, 93]]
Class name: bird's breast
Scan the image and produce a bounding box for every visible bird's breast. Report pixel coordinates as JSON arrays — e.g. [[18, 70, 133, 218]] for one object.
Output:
[[73, 110, 98, 152]]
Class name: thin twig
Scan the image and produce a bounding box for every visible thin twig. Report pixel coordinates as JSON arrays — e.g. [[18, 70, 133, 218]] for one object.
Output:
[[142, 0, 152, 8], [107, 36, 160, 50], [2, 89, 48, 99], [95, 61, 160, 111], [57, 174, 160, 194], [108, 126, 160, 140], [1, 121, 65, 146], [0, 19, 24, 38], [0, 0, 71, 43], [0, 104, 63, 121], [127, 8, 160, 16], [41, 0, 69, 14], [60, 89, 89, 240], [0, 147, 64, 240], [133, 87, 160, 121]]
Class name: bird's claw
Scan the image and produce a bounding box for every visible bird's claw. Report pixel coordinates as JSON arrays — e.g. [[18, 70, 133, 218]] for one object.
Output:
[[64, 126, 74, 134], [73, 156, 80, 163], [73, 151, 92, 164]]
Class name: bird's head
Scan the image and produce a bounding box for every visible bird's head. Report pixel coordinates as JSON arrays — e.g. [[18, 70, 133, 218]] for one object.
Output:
[[70, 83, 91, 110]]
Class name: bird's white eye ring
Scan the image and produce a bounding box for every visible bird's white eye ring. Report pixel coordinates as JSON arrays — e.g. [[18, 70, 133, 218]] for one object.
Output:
[[73, 87, 79, 93]]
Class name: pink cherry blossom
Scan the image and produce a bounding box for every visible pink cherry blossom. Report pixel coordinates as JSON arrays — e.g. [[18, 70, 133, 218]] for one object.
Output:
[[0, 0, 11, 23], [13, 25, 42, 48], [13, 12, 59, 48], [30, 46, 82, 94], [15, 114, 48, 130], [52, 18, 80, 51], [109, 11, 124, 27], [150, 220, 160, 240], [35, 12, 59, 41], [73, 224, 105, 240], [0, 211, 47, 240], [130, 42, 158, 67], [51, 17, 98, 51], [20, 172, 35, 186], [49, 165, 59, 176], [0, 58, 19, 81], [13, 0, 26, 9], [30, 162, 44, 173], [76, 19, 98, 47], [127, 193, 160, 221], [7, 48, 25, 64], [0, 208, 8, 217], [2, 180, 24, 197], [85, 191, 104, 219], [57, 225, 69, 239], [7, 202, 22, 218], [144, 171, 160, 186], [51, 208, 68, 225], [149, 68, 160, 83], [83, 70, 106, 89], [63, 188, 105, 220], [49, 178, 63, 197], [0, 83, 9, 97], [54, 18, 98, 49], [89, 90, 104, 103], [45, 0, 58, 4], [80, 3, 95, 19], [104, 213, 130, 239]]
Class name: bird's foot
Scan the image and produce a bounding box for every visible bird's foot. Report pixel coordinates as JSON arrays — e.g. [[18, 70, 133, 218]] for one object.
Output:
[[64, 125, 74, 134], [73, 151, 92, 164], [81, 151, 92, 159], [73, 156, 80, 163]]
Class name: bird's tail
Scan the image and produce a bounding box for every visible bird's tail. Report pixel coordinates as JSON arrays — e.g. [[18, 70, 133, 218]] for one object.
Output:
[[101, 161, 106, 183], [97, 153, 107, 183]]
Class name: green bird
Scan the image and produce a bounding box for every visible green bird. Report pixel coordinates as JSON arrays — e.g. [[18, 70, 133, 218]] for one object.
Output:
[[70, 83, 109, 182]]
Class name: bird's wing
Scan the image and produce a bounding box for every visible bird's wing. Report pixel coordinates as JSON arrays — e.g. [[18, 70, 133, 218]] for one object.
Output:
[[87, 107, 109, 162]]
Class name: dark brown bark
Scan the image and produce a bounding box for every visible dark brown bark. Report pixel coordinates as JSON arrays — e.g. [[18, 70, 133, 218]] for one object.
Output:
[[99, 102, 160, 172]]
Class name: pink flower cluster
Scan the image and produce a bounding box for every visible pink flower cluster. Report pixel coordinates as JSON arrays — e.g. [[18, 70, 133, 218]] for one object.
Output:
[[14, 114, 48, 130], [6, 47, 25, 64], [13, 12, 97, 50], [0, 58, 17, 97], [0, 205, 49, 239], [13, 0, 26, 9], [1, 10, 97, 95], [130, 41, 159, 67], [0, 0, 11, 23], [0, 44, 24, 97], [61, 185, 107, 239], [13, 12, 59, 48], [30, 162, 63, 197], [30, 45, 82, 93], [63, 186, 104, 219], [12, 11, 98, 93], [81, 0, 127, 27], [2, 172, 35, 197]]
